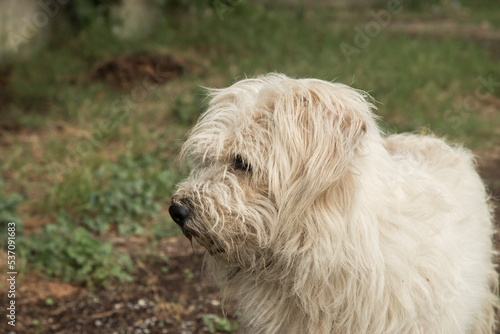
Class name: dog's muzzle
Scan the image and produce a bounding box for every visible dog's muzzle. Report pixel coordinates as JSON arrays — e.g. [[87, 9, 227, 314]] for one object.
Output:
[[169, 199, 227, 256], [169, 202, 191, 228]]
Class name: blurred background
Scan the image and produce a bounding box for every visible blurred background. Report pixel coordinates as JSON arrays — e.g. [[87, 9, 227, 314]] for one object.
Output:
[[0, 0, 499, 333]]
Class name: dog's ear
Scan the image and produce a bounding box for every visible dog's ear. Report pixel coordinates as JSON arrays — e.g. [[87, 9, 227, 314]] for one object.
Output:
[[268, 82, 373, 217], [299, 88, 369, 192], [326, 99, 368, 150]]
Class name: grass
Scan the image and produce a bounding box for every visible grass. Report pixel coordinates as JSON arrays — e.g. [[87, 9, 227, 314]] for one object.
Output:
[[0, 1, 499, 287], [25, 212, 134, 287]]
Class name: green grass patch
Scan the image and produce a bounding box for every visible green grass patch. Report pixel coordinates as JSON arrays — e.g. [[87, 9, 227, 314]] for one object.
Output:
[[41, 153, 187, 236], [24, 212, 133, 287], [0, 180, 25, 224]]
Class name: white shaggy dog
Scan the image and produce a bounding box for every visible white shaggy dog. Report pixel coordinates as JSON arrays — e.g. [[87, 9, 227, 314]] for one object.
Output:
[[169, 74, 498, 334]]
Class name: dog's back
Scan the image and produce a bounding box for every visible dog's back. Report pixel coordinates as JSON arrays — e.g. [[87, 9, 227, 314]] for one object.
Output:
[[384, 133, 498, 333]]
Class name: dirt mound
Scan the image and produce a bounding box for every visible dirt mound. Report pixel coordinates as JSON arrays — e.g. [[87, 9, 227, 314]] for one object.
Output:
[[89, 53, 184, 89]]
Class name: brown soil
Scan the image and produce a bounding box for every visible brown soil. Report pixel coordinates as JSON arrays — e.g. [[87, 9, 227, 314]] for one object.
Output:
[[1, 152, 499, 334], [88, 53, 185, 89], [1, 238, 239, 334]]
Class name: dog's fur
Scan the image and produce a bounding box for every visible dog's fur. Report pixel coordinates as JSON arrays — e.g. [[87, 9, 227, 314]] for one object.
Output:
[[170, 74, 498, 334]]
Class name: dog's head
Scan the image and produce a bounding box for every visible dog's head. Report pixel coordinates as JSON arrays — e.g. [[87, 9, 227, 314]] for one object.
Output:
[[169, 74, 377, 268]]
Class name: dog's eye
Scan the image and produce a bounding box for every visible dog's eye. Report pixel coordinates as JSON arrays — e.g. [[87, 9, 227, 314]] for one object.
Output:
[[234, 155, 252, 172]]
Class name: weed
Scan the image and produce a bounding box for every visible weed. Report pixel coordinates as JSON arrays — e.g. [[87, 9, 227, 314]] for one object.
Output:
[[0, 180, 25, 223], [202, 315, 239, 333], [80, 154, 186, 236], [183, 268, 194, 281], [0, 181, 25, 247], [24, 212, 133, 287]]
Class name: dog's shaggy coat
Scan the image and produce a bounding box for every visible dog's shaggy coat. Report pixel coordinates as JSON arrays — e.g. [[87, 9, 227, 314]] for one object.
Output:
[[170, 74, 498, 334]]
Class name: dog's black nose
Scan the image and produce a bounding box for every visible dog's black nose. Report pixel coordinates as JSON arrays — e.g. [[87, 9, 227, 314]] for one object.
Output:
[[169, 203, 191, 227]]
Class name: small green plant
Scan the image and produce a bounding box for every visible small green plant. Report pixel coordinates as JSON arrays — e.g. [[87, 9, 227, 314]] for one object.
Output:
[[0, 181, 25, 247], [183, 268, 194, 280], [25, 212, 133, 287], [81, 154, 185, 236], [202, 315, 239, 333], [0, 179, 25, 219]]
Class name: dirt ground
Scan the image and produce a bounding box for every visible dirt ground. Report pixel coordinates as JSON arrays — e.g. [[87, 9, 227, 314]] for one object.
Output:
[[3, 237, 239, 334], [0, 151, 498, 334]]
